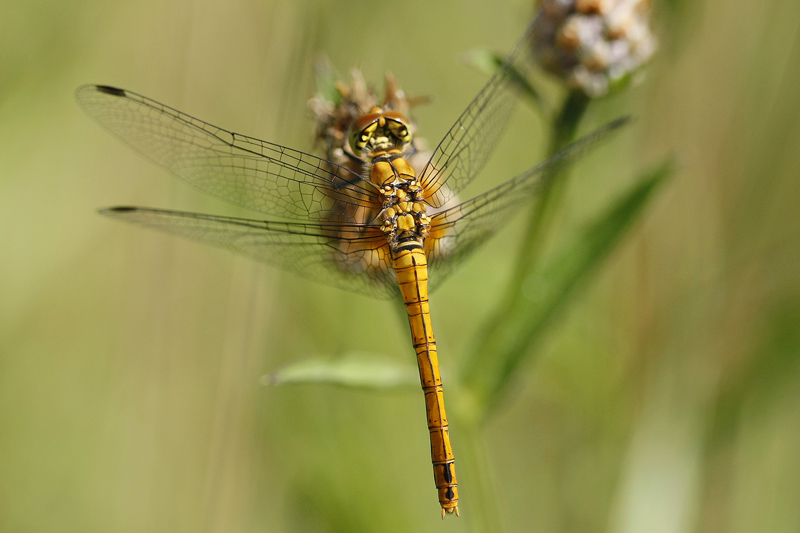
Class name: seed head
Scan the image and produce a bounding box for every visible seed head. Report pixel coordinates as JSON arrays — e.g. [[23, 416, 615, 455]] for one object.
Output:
[[309, 61, 429, 172], [532, 0, 657, 97]]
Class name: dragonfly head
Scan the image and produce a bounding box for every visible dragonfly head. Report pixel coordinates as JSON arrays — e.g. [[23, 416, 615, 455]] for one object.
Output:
[[348, 107, 413, 156]]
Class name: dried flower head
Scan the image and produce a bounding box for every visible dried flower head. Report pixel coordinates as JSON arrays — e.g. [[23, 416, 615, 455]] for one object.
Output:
[[531, 0, 657, 97], [309, 62, 430, 174]]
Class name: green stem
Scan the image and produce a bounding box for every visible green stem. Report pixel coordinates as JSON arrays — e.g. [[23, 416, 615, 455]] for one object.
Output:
[[510, 89, 590, 289], [460, 89, 590, 418], [453, 89, 592, 528], [457, 421, 503, 532]]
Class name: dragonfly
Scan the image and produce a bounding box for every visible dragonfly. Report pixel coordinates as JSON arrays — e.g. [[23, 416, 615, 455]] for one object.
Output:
[[78, 19, 625, 518]]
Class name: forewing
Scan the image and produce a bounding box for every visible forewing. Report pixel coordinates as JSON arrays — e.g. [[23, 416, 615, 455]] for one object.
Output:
[[101, 207, 399, 299], [425, 119, 629, 290], [418, 20, 537, 208], [78, 85, 378, 222]]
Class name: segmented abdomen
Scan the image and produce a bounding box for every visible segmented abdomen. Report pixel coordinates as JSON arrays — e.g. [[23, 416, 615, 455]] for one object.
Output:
[[392, 244, 459, 516]]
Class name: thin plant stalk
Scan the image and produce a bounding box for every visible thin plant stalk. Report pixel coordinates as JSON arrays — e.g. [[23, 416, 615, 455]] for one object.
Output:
[[511, 89, 591, 288], [461, 89, 591, 418], [456, 420, 503, 532]]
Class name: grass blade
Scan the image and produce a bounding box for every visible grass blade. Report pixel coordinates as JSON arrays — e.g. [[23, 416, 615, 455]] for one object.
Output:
[[461, 158, 675, 417]]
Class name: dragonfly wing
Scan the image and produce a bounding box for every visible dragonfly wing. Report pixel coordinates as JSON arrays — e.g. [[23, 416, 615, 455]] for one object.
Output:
[[425, 118, 629, 290], [418, 20, 538, 208], [101, 207, 399, 299], [78, 85, 378, 222]]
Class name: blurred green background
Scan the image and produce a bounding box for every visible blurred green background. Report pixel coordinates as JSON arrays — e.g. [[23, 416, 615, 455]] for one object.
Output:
[[2, 0, 799, 531]]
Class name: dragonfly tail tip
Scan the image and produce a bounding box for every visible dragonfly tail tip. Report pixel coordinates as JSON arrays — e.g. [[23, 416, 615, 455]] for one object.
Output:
[[441, 505, 459, 519]]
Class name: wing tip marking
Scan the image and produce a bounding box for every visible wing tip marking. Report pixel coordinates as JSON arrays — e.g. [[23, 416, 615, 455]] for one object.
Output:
[[95, 85, 127, 97]]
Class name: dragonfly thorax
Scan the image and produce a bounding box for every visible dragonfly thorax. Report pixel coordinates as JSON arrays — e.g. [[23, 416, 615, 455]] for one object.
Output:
[[379, 173, 430, 250], [348, 107, 413, 157]]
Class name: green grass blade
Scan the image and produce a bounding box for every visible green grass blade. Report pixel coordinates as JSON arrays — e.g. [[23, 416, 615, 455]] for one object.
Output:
[[263, 352, 418, 389], [461, 158, 675, 418]]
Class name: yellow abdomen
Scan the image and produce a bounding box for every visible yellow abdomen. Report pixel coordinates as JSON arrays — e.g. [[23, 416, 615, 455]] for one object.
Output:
[[392, 244, 459, 517]]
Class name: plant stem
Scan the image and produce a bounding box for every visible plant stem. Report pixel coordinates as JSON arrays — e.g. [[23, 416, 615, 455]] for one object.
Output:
[[509, 89, 590, 290], [460, 89, 590, 416], [457, 421, 503, 532]]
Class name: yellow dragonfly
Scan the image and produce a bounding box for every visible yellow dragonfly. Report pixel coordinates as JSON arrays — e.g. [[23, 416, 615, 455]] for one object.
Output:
[[78, 20, 624, 518]]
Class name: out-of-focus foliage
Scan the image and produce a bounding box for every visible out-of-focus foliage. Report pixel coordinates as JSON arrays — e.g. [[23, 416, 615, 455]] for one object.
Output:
[[265, 352, 418, 389], [1, 1, 799, 532]]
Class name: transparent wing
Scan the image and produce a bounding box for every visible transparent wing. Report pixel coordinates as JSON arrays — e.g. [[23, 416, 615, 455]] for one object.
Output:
[[101, 206, 399, 299], [78, 85, 379, 223], [418, 20, 538, 208], [425, 119, 629, 290]]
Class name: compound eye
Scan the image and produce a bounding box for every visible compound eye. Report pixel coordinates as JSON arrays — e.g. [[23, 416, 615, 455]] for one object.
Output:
[[382, 111, 413, 143], [348, 112, 381, 153], [389, 121, 411, 143]]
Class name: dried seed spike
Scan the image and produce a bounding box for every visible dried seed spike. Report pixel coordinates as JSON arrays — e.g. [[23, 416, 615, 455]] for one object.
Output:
[[532, 0, 657, 97]]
